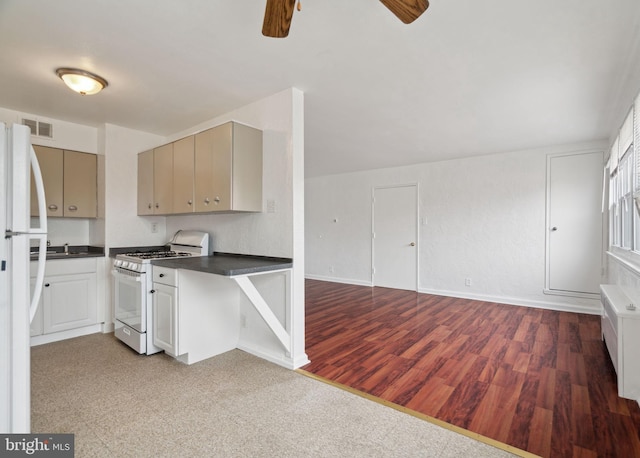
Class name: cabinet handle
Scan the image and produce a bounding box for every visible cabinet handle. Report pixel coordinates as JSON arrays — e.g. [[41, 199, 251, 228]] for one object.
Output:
[[187, 200, 193, 206], [148, 203, 152, 210], [159, 273, 165, 278], [150, 289, 156, 294], [214, 196, 220, 204], [204, 198, 210, 205], [68, 205, 78, 212], [48, 204, 58, 211], [44, 283, 50, 287], [155, 203, 159, 209]]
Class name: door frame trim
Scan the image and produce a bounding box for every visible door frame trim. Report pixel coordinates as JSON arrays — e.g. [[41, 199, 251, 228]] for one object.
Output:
[[371, 183, 420, 291]]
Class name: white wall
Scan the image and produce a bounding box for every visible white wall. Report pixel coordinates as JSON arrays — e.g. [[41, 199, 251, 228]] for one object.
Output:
[[99, 124, 165, 248], [306, 141, 606, 314], [0, 108, 98, 153]]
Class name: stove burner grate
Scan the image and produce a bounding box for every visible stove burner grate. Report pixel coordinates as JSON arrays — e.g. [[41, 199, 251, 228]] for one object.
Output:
[[123, 250, 193, 260]]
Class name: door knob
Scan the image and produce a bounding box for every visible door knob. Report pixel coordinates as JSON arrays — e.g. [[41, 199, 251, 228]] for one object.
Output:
[[410, 242, 416, 246], [551, 227, 558, 231]]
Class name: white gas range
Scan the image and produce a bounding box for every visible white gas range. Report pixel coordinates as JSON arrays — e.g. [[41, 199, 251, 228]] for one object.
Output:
[[112, 230, 210, 354]]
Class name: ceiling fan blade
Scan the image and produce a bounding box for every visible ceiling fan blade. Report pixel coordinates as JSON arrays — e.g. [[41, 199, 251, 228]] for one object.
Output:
[[262, 0, 297, 38], [379, 0, 429, 24]]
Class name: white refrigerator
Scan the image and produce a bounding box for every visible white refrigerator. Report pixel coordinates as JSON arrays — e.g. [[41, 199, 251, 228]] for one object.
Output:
[[0, 123, 48, 433]]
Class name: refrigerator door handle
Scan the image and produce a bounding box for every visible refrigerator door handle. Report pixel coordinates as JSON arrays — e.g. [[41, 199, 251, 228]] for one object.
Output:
[[29, 235, 46, 323], [29, 146, 47, 323], [29, 145, 47, 234]]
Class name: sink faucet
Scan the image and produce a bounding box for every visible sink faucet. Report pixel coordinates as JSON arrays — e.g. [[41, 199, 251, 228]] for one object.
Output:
[[64, 243, 69, 255]]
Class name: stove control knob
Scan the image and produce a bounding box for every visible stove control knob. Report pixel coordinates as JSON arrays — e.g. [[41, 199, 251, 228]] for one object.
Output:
[[114, 260, 121, 267]]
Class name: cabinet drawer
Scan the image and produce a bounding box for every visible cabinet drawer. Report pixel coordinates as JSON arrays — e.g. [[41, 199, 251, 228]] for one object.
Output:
[[153, 266, 177, 286]]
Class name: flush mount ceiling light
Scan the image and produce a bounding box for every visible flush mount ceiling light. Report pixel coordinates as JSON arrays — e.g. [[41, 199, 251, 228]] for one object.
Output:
[[55, 67, 108, 95]]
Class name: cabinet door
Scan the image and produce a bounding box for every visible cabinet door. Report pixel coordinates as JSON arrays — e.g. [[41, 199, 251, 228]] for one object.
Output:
[[194, 124, 232, 212], [137, 149, 154, 215], [153, 143, 173, 214], [231, 123, 263, 212], [43, 272, 98, 334], [172, 136, 195, 214], [152, 283, 178, 355], [31, 146, 63, 217], [63, 150, 97, 218]]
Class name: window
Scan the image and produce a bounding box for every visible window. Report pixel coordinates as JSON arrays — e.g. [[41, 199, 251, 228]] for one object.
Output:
[[608, 102, 637, 253]]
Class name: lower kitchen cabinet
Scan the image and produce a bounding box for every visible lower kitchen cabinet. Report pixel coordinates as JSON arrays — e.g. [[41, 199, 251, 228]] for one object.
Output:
[[43, 272, 97, 333], [151, 266, 240, 364], [152, 268, 179, 355], [30, 258, 100, 340]]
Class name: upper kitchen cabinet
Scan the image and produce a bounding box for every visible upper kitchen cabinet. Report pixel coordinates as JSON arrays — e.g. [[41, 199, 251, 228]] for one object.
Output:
[[137, 144, 174, 215], [137, 149, 154, 215], [64, 151, 97, 218], [153, 143, 174, 214], [137, 122, 262, 216], [31, 146, 63, 217], [172, 136, 195, 214], [30, 146, 97, 218], [194, 122, 262, 213]]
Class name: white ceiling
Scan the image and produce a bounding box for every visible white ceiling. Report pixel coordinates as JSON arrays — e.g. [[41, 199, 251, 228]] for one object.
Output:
[[1, 1, 639, 177]]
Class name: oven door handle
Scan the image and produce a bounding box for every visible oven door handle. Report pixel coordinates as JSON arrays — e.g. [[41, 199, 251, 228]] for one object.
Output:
[[111, 269, 143, 282]]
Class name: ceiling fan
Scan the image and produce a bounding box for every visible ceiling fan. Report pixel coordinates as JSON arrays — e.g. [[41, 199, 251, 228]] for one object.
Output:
[[262, 0, 429, 38]]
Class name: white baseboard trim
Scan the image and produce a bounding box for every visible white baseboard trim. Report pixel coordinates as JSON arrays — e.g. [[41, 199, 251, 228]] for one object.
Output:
[[417, 288, 601, 315], [305, 276, 601, 315], [31, 323, 103, 347], [305, 274, 372, 287], [237, 342, 310, 370]]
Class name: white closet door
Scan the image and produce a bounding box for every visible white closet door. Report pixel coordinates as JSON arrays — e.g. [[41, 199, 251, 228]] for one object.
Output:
[[373, 185, 418, 291], [547, 152, 603, 295]]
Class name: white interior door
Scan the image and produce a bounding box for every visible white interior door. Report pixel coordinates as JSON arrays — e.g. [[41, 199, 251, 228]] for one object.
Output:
[[547, 152, 603, 295], [373, 185, 418, 290]]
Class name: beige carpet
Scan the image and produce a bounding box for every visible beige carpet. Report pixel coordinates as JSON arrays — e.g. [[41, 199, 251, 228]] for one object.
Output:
[[31, 333, 520, 457]]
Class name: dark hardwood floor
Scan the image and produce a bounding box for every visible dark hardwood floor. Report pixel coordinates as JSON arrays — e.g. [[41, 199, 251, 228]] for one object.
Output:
[[301, 280, 640, 458]]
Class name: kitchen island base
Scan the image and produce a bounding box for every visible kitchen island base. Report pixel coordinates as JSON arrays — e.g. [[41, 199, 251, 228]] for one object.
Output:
[[150, 253, 306, 368]]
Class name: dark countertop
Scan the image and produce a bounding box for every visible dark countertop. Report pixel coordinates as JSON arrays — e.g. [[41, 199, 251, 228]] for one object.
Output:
[[30, 245, 105, 261], [151, 252, 293, 276]]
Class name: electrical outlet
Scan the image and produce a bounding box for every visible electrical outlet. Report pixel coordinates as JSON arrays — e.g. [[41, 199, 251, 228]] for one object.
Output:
[[240, 314, 247, 328], [151, 222, 158, 233], [329, 266, 334, 274], [465, 278, 472, 287]]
